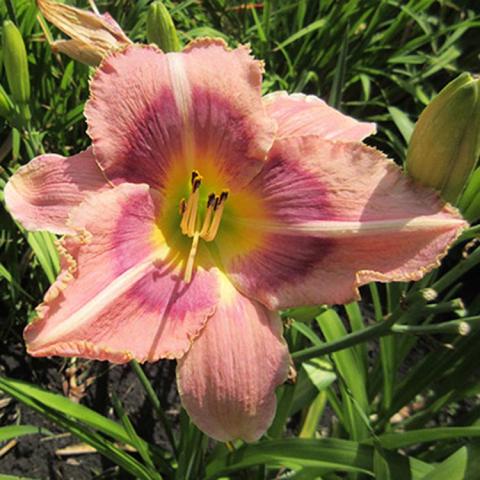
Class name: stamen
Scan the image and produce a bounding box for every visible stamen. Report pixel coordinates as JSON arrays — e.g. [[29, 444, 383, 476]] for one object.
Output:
[[204, 189, 229, 241], [219, 190, 229, 203], [199, 193, 216, 237], [207, 192, 217, 208], [184, 232, 200, 283], [180, 174, 203, 236], [180, 195, 192, 234], [191, 170, 200, 186], [186, 187, 200, 236], [179, 173, 229, 282]]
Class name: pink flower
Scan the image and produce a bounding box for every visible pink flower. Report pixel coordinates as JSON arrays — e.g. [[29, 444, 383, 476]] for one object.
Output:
[[5, 40, 466, 442]]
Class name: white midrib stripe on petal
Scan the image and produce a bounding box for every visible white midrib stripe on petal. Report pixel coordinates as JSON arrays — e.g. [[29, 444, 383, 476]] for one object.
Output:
[[33, 255, 156, 347], [167, 53, 191, 122], [233, 216, 466, 237], [167, 52, 195, 171]]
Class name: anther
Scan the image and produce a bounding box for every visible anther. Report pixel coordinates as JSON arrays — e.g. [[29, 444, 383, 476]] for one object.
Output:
[[200, 193, 216, 237], [204, 192, 228, 241], [191, 170, 200, 185], [179, 198, 186, 216], [220, 189, 229, 203], [180, 199, 190, 234], [207, 193, 216, 208], [192, 176, 202, 192]]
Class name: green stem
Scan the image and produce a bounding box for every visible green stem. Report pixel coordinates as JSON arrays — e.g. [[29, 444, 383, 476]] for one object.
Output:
[[455, 224, 480, 244], [422, 298, 465, 315], [431, 246, 480, 294], [292, 289, 437, 363], [130, 360, 178, 458], [391, 316, 480, 335], [292, 318, 392, 362]]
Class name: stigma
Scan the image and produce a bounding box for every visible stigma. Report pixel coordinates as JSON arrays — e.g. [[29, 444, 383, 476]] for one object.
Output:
[[180, 170, 229, 283]]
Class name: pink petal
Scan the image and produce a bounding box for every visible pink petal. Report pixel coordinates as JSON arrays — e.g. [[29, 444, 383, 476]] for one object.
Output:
[[24, 183, 220, 362], [4, 148, 107, 235], [177, 278, 289, 442], [264, 91, 376, 141], [86, 41, 276, 192], [220, 136, 467, 309]]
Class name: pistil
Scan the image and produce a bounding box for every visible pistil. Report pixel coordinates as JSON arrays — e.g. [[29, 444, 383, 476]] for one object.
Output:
[[184, 232, 200, 284]]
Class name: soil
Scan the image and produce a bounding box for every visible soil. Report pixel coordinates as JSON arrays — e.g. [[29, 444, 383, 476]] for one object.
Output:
[[0, 341, 179, 479]]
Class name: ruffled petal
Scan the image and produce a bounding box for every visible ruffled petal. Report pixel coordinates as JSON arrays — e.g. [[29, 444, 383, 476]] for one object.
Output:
[[264, 91, 376, 141], [38, 0, 131, 65], [24, 183, 220, 362], [4, 148, 108, 235], [177, 277, 289, 442], [85, 41, 276, 192], [220, 136, 467, 309]]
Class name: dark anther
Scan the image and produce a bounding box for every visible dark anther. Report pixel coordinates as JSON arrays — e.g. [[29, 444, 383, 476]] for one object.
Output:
[[220, 190, 229, 203], [207, 193, 216, 208], [191, 170, 199, 185], [192, 176, 202, 192], [179, 198, 186, 215]]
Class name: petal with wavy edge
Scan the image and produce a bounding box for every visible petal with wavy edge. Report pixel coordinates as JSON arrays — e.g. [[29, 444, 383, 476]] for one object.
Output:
[[4, 148, 108, 235], [85, 41, 276, 192], [24, 183, 220, 362], [264, 91, 376, 141], [220, 136, 467, 309], [177, 277, 289, 442]]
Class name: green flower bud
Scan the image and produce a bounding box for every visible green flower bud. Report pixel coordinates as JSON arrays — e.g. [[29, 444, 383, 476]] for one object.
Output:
[[147, 1, 180, 53], [0, 84, 15, 120], [2, 20, 31, 105], [406, 73, 480, 204]]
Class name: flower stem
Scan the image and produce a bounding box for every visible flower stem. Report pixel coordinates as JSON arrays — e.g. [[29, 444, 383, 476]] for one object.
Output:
[[292, 289, 436, 363], [431, 245, 480, 294], [129, 360, 178, 458], [292, 317, 392, 363], [391, 315, 480, 335]]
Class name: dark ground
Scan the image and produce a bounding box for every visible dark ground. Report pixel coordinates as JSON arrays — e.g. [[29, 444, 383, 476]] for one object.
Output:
[[0, 342, 179, 479]]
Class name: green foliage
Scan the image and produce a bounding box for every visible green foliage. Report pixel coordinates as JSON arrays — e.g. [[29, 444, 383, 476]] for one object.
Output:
[[1, 1, 480, 479]]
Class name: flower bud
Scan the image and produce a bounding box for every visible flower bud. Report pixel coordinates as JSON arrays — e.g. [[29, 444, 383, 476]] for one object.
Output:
[[406, 73, 480, 204], [147, 1, 180, 53], [2, 20, 31, 105]]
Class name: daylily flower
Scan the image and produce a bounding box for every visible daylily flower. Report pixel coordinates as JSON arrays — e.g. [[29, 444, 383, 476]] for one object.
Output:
[[5, 39, 467, 442], [37, 0, 131, 65]]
